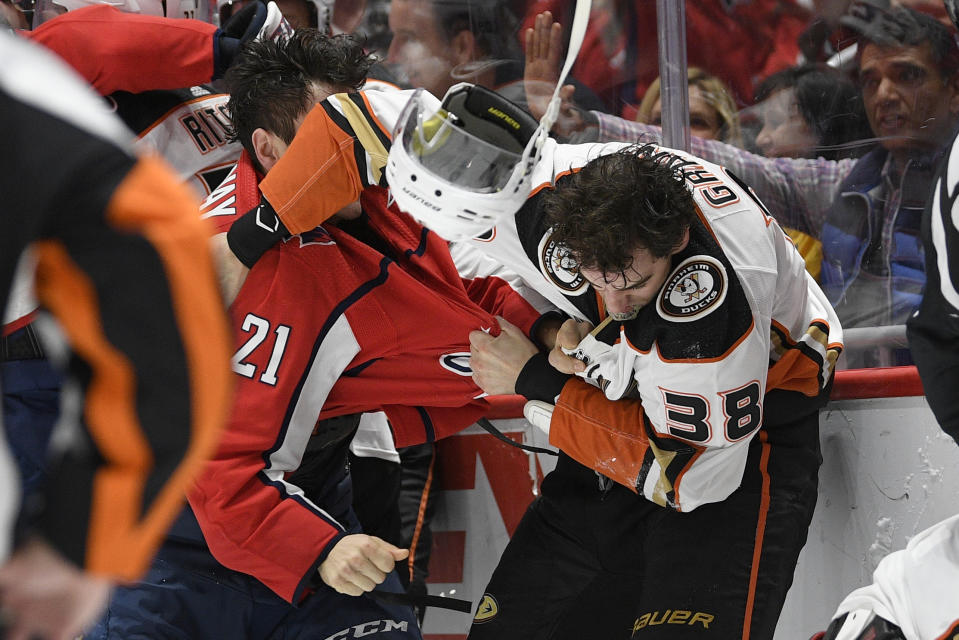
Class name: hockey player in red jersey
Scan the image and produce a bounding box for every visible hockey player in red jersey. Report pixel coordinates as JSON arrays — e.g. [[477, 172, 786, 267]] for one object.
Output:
[[87, 31, 557, 640]]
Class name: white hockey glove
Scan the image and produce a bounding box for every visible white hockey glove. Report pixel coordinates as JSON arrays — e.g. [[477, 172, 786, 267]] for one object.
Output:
[[561, 322, 637, 401], [215, 1, 293, 79], [258, 1, 294, 42], [523, 400, 555, 438]]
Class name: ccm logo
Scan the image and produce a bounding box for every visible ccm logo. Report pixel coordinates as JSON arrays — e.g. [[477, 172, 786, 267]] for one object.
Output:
[[322, 619, 409, 639]]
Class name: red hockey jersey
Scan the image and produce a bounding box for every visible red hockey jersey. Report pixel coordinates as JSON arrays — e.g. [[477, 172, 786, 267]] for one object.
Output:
[[190, 151, 542, 603]]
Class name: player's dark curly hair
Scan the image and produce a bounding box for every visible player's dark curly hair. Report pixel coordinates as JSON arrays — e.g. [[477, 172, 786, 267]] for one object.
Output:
[[225, 29, 375, 171], [542, 144, 696, 277]]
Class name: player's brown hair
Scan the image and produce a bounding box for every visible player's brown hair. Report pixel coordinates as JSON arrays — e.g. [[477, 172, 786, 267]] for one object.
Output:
[[225, 29, 374, 172], [542, 143, 696, 278]]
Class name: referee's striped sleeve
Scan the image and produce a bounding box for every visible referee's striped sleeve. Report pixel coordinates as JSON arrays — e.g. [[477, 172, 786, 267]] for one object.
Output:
[[1, 33, 232, 580]]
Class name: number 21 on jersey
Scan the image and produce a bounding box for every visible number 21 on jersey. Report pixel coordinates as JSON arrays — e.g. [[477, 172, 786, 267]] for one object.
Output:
[[232, 313, 291, 386]]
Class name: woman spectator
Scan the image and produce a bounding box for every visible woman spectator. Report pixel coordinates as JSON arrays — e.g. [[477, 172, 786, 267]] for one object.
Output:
[[636, 67, 745, 148]]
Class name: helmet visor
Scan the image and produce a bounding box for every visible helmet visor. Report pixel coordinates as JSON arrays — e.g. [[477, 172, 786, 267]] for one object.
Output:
[[397, 92, 522, 194]]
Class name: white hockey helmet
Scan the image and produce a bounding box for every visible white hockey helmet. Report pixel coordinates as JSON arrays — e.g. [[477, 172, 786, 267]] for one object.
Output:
[[385, 82, 545, 242], [385, 0, 593, 242]]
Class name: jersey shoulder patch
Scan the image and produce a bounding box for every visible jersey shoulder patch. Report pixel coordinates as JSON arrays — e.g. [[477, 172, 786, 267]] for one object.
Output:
[[656, 255, 728, 323], [538, 226, 589, 294]]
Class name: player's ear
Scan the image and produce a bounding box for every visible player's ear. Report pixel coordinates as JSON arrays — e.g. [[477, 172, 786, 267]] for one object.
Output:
[[251, 128, 283, 172], [450, 28, 477, 65], [671, 227, 690, 255]]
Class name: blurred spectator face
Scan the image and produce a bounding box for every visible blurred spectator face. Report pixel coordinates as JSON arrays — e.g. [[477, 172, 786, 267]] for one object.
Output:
[[387, 0, 455, 97], [647, 85, 723, 141], [858, 41, 959, 154], [274, 0, 311, 28], [0, 0, 30, 28], [754, 87, 820, 158]]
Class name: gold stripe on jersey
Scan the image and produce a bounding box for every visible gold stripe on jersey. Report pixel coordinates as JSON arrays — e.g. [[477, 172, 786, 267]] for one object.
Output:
[[336, 93, 389, 185], [648, 439, 676, 507], [767, 319, 841, 396], [640, 430, 705, 510]]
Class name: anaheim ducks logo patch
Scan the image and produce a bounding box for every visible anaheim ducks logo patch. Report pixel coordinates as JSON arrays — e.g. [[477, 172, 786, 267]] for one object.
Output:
[[538, 228, 587, 294], [656, 255, 727, 322], [473, 594, 498, 623]]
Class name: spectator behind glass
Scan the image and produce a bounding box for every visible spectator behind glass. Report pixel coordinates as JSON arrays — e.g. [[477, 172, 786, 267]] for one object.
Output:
[[752, 64, 874, 161], [386, 0, 523, 99], [747, 64, 875, 280], [628, 66, 837, 283], [0, 0, 28, 28], [635, 67, 745, 148], [518, 0, 810, 115], [384, 0, 604, 116]]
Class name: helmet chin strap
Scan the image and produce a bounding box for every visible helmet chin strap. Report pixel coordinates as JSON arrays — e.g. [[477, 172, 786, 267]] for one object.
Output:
[[525, 0, 592, 166]]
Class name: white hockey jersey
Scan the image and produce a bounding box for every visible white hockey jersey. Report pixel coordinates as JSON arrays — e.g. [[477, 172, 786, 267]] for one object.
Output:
[[111, 86, 238, 199], [528, 144, 844, 511], [831, 513, 959, 640]]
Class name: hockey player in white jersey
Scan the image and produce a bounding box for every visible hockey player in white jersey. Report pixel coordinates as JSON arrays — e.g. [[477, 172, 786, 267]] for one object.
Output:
[[390, 85, 843, 639], [458, 143, 843, 639]]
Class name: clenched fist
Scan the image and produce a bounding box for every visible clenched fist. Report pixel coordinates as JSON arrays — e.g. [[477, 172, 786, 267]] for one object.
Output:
[[318, 535, 409, 596]]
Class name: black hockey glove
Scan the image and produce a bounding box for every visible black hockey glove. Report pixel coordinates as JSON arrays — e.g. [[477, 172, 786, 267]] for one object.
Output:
[[214, 1, 291, 79]]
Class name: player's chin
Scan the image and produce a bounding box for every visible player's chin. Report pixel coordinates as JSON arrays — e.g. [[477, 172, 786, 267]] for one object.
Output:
[[607, 308, 639, 322]]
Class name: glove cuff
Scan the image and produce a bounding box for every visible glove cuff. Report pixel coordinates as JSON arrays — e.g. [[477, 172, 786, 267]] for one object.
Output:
[[213, 29, 239, 80], [515, 352, 570, 402], [226, 198, 290, 268]]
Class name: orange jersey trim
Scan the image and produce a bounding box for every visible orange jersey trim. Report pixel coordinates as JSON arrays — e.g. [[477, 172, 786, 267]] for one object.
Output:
[[406, 451, 436, 583], [741, 430, 772, 640], [260, 104, 364, 235], [35, 156, 231, 581]]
